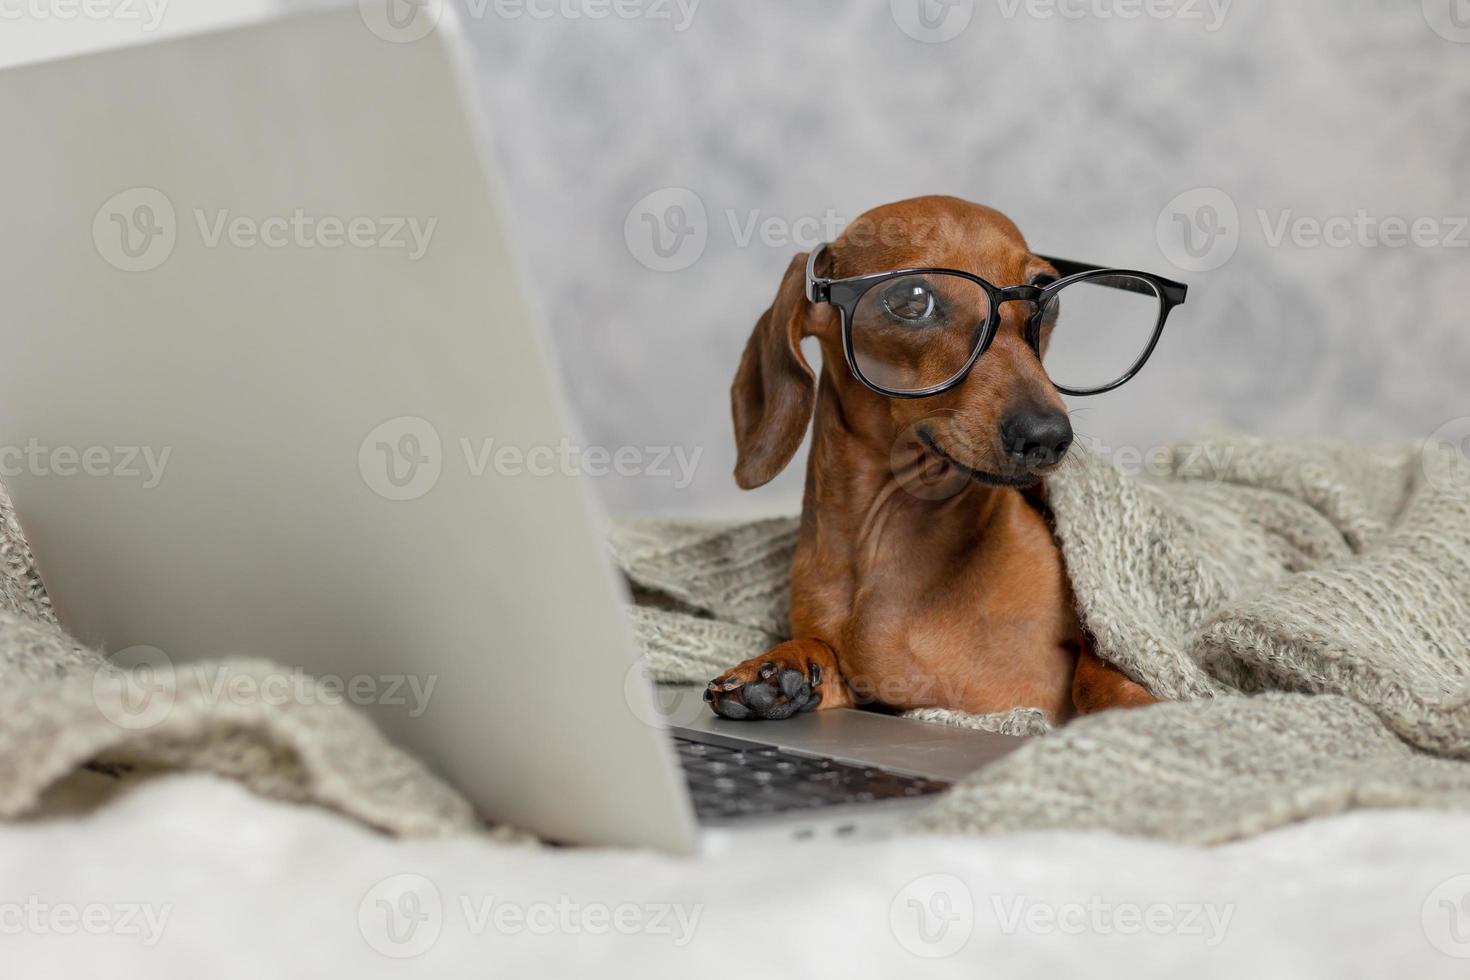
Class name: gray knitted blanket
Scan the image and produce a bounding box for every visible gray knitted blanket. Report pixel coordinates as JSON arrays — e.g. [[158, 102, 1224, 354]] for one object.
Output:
[[615, 433, 1470, 842], [3, 432, 1470, 843]]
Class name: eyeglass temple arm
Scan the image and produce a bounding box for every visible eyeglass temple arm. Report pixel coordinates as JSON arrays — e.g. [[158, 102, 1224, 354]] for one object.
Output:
[[1035, 254, 1188, 305], [805, 244, 830, 303]]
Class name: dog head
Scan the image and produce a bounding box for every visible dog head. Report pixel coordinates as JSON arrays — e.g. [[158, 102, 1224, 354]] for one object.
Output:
[[731, 195, 1071, 490]]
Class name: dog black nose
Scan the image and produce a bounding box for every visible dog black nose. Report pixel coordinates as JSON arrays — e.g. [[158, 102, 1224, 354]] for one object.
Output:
[[1000, 410, 1073, 468]]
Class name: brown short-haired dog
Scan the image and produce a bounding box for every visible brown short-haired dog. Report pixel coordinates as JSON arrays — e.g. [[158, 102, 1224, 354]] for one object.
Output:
[[706, 195, 1158, 723]]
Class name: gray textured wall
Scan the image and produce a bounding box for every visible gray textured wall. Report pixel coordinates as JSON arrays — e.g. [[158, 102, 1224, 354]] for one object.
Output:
[[441, 0, 1470, 517], [187, 1, 1470, 515]]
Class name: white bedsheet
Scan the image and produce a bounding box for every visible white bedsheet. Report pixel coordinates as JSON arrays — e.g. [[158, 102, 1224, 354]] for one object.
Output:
[[4, 773, 1469, 978]]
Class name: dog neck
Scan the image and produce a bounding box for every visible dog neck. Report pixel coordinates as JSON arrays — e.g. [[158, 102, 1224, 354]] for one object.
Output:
[[804, 375, 1021, 548]]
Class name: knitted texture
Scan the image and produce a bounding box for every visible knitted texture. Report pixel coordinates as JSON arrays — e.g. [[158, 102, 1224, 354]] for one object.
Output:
[[613, 433, 1470, 841], [3, 433, 1470, 844]]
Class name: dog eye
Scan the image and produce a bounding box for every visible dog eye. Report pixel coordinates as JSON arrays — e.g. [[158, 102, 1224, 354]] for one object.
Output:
[[880, 280, 937, 322]]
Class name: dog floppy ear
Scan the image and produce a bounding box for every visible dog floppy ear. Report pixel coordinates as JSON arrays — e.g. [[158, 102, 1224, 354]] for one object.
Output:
[[731, 252, 817, 489]]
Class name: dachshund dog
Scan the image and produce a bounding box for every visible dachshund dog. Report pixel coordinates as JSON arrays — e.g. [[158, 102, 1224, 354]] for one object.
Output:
[[705, 195, 1160, 723]]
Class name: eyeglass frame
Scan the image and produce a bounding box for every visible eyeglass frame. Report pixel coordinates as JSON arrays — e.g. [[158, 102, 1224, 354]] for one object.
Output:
[[803, 242, 1188, 399]]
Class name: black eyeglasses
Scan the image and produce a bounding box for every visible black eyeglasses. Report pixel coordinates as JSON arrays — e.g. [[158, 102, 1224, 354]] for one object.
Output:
[[805, 243, 1187, 399]]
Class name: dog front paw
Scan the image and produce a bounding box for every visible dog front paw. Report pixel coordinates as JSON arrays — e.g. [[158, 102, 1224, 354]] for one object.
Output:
[[705, 657, 823, 720]]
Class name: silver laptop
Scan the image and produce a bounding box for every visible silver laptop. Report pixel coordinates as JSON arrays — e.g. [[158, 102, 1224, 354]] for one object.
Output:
[[0, 4, 1022, 854]]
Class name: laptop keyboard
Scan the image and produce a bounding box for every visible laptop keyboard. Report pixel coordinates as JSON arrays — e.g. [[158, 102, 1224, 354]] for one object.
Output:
[[675, 736, 949, 823]]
